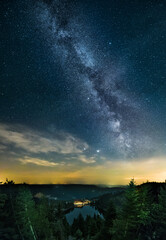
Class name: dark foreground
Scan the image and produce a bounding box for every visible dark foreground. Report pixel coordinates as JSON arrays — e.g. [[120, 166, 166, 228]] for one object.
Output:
[[0, 179, 166, 240]]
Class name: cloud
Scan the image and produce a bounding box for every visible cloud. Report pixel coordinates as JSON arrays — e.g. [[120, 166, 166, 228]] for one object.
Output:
[[0, 144, 7, 153], [18, 156, 61, 167], [0, 123, 88, 154], [79, 155, 96, 164]]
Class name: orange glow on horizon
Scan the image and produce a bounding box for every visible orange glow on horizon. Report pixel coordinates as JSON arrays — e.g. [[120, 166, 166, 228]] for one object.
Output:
[[1, 156, 166, 185]]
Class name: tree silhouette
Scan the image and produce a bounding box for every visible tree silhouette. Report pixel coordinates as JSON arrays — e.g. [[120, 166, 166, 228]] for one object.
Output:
[[15, 187, 37, 240]]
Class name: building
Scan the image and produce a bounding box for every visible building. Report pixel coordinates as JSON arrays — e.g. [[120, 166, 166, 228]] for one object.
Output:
[[74, 199, 91, 207]]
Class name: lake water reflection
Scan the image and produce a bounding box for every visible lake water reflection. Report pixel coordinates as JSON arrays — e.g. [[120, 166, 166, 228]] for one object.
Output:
[[66, 205, 103, 225]]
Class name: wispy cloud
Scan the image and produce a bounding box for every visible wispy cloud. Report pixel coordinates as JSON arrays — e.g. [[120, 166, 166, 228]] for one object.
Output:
[[0, 123, 88, 154], [0, 144, 7, 153], [79, 155, 96, 164], [18, 156, 61, 167]]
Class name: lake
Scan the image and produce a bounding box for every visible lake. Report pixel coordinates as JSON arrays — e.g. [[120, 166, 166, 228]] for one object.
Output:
[[66, 205, 103, 225]]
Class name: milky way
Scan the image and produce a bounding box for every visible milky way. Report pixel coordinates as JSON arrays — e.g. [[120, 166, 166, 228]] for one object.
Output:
[[33, 0, 156, 159]]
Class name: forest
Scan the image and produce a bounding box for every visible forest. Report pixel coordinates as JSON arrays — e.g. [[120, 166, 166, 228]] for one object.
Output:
[[0, 179, 166, 240]]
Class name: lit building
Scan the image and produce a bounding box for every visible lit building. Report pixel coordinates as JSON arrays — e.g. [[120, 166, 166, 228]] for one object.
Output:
[[74, 199, 91, 207]]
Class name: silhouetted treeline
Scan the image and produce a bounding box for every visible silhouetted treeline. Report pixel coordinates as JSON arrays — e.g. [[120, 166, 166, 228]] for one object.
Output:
[[0, 179, 166, 240], [0, 180, 69, 240], [94, 179, 166, 240]]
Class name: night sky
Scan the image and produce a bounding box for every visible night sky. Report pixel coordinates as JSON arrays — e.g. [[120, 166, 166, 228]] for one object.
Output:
[[0, 0, 166, 184]]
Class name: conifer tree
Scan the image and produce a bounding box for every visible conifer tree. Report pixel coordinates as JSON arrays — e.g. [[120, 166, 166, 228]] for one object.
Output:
[[152, 186, 166, 240], [0, 185, 20, 239], [112, 179, 141, 240], [15, 187, 37, 240], [74, 229, 83, 240], [36, 197, 54, 240], [137, 184, 152, 240]]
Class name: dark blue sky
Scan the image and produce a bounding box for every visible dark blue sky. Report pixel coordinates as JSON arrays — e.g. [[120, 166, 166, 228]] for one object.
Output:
[[0, 0, 166, 184]]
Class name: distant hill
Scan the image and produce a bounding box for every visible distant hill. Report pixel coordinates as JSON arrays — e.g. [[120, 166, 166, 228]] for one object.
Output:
[[0, 183, 126, 201], [95, 182, 166, 214], [1, 182, 165, 204], [94, 189, 126, 214]]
